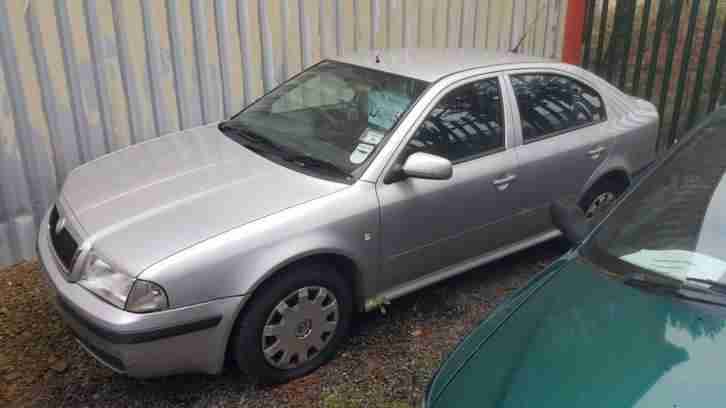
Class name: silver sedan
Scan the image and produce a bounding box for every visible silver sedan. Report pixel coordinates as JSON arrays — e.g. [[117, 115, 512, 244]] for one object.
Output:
[[37, 48, 659, 383]]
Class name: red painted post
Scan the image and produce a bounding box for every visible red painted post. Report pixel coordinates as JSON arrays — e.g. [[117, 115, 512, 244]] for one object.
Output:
[[562, 0, 586, 65]]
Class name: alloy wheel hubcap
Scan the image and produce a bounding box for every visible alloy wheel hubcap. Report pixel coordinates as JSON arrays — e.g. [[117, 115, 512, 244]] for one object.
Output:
[[261, 286, 339, 370], [585, 192, 616, 218]]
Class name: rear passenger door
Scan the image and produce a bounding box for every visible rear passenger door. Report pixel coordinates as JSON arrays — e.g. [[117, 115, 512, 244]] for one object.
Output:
[[505, 71, 612, 233]]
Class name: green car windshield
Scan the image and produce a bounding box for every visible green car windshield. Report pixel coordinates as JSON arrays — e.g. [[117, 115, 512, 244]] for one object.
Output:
[[222, 61, 428, 181], [584, 109, 726, 294]]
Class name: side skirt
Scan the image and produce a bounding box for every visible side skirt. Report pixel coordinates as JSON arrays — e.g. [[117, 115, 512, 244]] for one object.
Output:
[[363, 229, 561, 311]]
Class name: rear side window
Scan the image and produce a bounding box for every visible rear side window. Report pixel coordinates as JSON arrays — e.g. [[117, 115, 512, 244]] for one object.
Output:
[[510, 73, 606, 143], [404, 77, 505, 163]]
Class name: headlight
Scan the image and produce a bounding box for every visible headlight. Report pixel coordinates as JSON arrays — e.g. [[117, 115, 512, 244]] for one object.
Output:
[[126, 280, 168, 313], [79, 253, 168, 313], [79, 254, 134, 309]]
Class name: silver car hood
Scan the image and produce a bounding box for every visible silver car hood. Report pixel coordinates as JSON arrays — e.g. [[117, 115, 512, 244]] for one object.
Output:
[[61, 124, 347, 275]]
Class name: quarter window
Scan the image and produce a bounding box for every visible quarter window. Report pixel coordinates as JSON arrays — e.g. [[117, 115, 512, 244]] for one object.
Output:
[[404, 78, 505, 163], [511, 73, 606, 143]]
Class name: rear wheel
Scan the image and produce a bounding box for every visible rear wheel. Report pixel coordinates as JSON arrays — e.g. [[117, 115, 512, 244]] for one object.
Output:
[[231, 262, 352, 384], [580, 177, 628, 219]]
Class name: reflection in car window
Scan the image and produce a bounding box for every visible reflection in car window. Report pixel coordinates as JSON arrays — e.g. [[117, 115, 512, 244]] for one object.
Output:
[[586, 110, 726, 285], [405, 78, 505, 163], [511, 73, 606, 143]]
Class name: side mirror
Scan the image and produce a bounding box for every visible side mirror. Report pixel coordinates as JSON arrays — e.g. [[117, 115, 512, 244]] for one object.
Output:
[[401, 152, 453, 181], [550, 200, 591, 245]]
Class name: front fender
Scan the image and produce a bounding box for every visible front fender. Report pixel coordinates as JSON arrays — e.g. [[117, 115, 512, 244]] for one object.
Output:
[[139, 182, 380, 308]]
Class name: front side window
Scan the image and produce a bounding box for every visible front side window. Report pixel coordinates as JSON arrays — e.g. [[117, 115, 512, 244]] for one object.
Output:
[[403, 77, 506, 163], [511, 73, 606, 143], [220, 61, 428, 181]]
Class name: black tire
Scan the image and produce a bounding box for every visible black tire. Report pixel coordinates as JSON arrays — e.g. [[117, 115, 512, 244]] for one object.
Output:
[[231, 261, 353, 384], [579, 177, 628, 219]]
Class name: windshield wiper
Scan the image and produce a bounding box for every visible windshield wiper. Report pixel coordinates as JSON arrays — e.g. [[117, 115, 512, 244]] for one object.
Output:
[[218, 121, 290, 156], [686, 278, 726, 295], [283, 154, 352, 181]]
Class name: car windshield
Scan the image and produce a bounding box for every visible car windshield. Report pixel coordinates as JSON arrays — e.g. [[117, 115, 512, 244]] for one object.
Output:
[[219, 61, 428, 181], [583, 108, 726, 298]]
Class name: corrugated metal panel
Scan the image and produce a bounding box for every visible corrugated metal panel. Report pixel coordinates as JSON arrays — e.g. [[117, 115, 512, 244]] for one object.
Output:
[[0, 0, 566, 268]]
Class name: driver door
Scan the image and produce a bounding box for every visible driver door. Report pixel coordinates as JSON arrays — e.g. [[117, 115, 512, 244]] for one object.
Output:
[[375, 76, 526, 291]]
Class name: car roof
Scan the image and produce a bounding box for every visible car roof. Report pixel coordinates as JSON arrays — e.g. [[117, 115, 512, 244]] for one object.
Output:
[[330, 48, 553, 82]]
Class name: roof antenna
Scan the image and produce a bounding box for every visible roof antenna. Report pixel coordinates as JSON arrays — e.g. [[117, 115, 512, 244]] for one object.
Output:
[[511, 1, 548, 53]]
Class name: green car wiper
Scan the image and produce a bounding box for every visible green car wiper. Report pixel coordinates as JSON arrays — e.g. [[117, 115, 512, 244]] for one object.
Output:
[[686, 278, 726, 295]]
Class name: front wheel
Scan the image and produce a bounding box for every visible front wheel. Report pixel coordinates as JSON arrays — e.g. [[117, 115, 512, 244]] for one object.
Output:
[[231, 262, 353, 384]]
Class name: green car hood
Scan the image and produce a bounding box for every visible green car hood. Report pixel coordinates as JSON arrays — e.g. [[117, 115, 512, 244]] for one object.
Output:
[[428, 255, 726, 408]]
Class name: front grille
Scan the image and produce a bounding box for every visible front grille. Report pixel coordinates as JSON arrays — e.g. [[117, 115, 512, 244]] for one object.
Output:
[[49, 206, 79, 272]]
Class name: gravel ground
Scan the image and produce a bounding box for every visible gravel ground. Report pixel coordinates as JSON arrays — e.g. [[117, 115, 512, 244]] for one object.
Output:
[[0, 239, 567, 408]]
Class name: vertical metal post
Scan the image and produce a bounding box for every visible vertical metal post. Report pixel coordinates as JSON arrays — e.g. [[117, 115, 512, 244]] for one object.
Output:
[[595, 0, 609, 68], [707, 20, 726, 112], [688, 0, 719, 127], [645, 0, 669, 101], [631, 0, 653, 95], [668, 0, 701, 144], [656, 0, 684, 119]]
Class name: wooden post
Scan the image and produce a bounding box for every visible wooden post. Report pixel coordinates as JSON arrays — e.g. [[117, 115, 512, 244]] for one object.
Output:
[[562, 0, 586, 64]]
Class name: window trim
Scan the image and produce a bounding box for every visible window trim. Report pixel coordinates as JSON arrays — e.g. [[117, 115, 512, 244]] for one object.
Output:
[[506, 71, 609, 146], [386, 73, 511, 176]]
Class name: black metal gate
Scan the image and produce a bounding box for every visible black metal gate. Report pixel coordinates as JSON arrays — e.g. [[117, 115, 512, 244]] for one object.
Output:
[[581, 0, 726, 149]]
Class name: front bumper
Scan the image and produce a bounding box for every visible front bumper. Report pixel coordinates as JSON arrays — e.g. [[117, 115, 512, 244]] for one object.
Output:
[[37, 210, 247, 378]]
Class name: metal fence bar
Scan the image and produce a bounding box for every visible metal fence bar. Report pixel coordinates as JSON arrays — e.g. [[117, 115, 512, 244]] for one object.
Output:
[[668, 0, 702, 144], [644, 0, 669, 101], [616, 4, 637, 89], [584, 0, 595, 68], [630, 0, 653, 95], [687, 0, 718, 128], [656, 0, 685, 122], [595, 0, 609, 68], [708, 20, 726, 111]]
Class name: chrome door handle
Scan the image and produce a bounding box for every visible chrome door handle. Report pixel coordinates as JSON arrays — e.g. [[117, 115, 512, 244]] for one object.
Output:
[[493, 174, 517, 191], [588, 146, 606, 159]]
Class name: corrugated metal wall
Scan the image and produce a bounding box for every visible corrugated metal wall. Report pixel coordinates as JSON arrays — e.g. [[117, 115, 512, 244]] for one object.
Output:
[[0, 0, 567, 268]]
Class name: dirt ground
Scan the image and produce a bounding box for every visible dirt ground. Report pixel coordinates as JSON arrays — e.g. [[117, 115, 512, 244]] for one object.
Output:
[[0, 239, 567, 408]]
